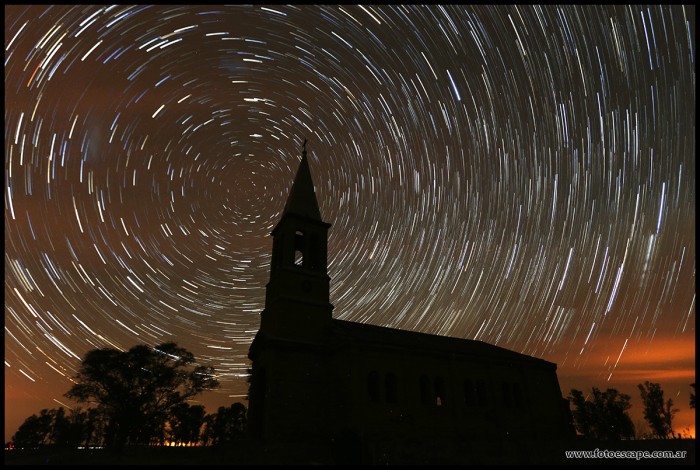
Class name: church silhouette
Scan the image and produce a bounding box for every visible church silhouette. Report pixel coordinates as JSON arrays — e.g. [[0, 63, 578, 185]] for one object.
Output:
[[247, 144, 573, 464]]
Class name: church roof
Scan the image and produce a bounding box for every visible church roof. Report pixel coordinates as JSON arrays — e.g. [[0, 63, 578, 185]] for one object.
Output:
[[329, 318, 556, 369], [250, 318, 556, 370], [281, 149, 323, 221]]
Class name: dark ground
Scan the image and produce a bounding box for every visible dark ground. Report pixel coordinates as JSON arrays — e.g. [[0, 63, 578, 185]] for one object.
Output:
[[4, 438, 695, 466], [4, 445, 263, 466]]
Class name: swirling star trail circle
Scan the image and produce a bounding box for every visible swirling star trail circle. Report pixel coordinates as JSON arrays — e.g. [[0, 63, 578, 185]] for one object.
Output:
[[4, 5, 695, 439]]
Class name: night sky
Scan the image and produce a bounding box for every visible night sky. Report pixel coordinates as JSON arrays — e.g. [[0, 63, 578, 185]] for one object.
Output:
[[4, 5, 695, 441]]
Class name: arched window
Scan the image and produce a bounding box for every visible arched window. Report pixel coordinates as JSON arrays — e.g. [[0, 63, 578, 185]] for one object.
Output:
[[502, 382, 512, 408], [476, 380, 488, 407], [385, 373, 398, 403], [434, 377, 445, 406], [464, 378, 475, 406], [419, 375, 431, 405], [294, 230, 305, 266], [367, 371, 380, 402]]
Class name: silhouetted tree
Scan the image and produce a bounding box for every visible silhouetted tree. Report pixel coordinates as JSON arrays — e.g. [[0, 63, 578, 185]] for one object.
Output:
[[12, 405, 112, 449], [169, 403, 206, 446], [84, 407, 109, 447], [66, 407, 97, 448], [48, 407, 95, 448], [201, 402, 247, 446], [136, 409, 169, 446], [81, 407, 108, 447], [65, 342, 219, 450], [690, 383, 695, 409], [201, 414, 216, 446], [568, 388, 635, 440], [11, 409, 54, 448], [638, 381, 677, 439], [48, 407, 71, 447]]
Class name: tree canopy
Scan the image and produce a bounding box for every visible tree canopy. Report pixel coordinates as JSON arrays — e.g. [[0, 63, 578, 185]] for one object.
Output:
[[568, 387, 635, 440], [64, 342, 219, 448], [201, 402, 248, 446], [637, 381, 677, 439], [690, 383, 695, 410]]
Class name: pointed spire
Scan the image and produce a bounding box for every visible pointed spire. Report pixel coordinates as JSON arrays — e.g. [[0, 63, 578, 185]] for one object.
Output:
[[282, 139, 323, 221]]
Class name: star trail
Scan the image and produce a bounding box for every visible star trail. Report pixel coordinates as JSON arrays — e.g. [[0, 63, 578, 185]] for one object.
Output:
[[4, 5, 695, 440]]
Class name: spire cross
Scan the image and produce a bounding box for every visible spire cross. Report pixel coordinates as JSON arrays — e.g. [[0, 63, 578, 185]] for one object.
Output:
[[302, 138, 308, 154]]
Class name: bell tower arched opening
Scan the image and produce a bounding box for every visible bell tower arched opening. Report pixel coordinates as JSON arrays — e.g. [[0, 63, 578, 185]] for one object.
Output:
[[294, 230, 305, 267]]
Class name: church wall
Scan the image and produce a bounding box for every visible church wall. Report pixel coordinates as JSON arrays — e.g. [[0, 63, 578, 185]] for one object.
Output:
[[336, 342, 567, 445], [250, 336, 569, 458], [250, 343, 342, 443]]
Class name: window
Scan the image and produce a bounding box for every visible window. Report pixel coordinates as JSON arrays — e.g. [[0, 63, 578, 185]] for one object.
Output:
[[434, 377, 445, 406], [476, 380, 488, 407], [502, 382, 512, 408], [464, 378, 475, 406], [419, 375, 431, 405], [294, 230, 305, 266], [367, 371, 379, 402], [385, 373, 398, 403]]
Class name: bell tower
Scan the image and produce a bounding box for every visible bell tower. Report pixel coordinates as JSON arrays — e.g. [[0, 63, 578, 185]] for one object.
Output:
[[259, 140, 333, 339]]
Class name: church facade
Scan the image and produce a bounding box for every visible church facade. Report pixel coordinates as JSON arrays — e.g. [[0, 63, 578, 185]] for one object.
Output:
[[247, 146, 573, 464]]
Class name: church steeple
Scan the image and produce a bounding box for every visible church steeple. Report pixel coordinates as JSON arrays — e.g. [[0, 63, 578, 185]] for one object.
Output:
[[260, 140, 333, 339], [281, 139, 323, 222]]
